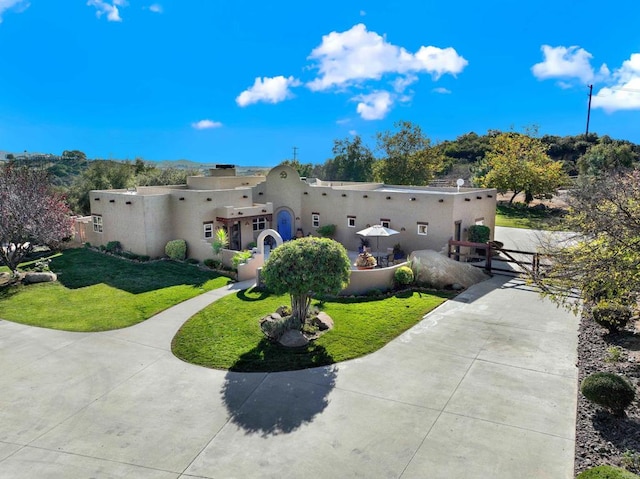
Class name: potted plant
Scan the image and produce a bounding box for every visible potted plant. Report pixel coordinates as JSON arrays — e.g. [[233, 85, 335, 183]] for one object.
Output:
[[354, 251, 377, 269], [393, 243, 405, 260]]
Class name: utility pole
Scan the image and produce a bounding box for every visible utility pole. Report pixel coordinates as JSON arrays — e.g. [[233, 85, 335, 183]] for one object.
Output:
[[292, 146, 298, 161], [585, 84, 593, 136]]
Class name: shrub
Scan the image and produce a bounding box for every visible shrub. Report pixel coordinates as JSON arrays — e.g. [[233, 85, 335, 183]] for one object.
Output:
[[577, 465, 640, 478], [592, 301, 632, 333], [316, 224, 336, 238], [580, 372, 635, 415], [186, 258, 199, 265], [232, 250, 252, 269], [99, 245, 106, 252], [394, 266, 414, 286], [468, 224, 490, 244], [366, 288, 383, 297], [84, 242, 91, 248], [165, 239, 187, 261], [621, 450, 640, 472], [105, 241, 122, 253], [204, 258, 216, 268], [605, 346, 624, 363], [212, 228, 229, 255], [138, 255, 150, 262], [260, 314, 290, 341], [248, 241, 257, 249]]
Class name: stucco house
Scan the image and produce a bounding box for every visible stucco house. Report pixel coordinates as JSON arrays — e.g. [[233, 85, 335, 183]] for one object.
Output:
[[79, 164, 497, 263]]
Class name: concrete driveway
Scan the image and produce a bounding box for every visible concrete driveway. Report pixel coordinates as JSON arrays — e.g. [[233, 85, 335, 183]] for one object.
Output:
[[0, 229, 579, 478]]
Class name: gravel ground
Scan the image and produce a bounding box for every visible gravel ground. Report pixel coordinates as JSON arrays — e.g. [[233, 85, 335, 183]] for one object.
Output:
[[574, 315, 640, 476]]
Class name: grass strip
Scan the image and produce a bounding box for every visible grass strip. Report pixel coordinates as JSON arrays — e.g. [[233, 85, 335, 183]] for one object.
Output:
[[172, 288, 451, 372], [0, 248, 229, 331]]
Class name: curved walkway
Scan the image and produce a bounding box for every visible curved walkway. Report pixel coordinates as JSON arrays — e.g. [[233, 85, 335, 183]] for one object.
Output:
[[0, 233, 579, 478]]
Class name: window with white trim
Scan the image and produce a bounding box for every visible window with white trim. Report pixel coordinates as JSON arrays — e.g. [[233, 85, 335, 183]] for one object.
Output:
[[347, 216, 356, 228], [475, 218, 484, 225], [92, 215, 103, 233], [203, 222, 213, 239], [253, 217, 267, 231], [380, 218, 390, 228], [417, 222, 428, 236], [312, 213, 320, 228]]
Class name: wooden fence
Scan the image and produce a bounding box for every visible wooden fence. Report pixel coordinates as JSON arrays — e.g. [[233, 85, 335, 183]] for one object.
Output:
[[447, 240, 545, 276]]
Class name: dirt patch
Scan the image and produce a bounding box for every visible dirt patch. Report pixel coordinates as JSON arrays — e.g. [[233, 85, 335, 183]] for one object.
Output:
[[496, 190, 570, 210]]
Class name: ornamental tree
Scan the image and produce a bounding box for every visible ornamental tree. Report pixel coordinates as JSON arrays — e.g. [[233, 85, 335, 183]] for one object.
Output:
[[532, 169, 640, 310], [261, 237, 350, 329], [475, 132, 568, 203], [376, 120, 445, 185], [0, 165, 74, 275]]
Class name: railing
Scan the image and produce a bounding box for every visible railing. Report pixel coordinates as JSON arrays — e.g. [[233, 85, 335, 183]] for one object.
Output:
[[447, 240, 546, 277]]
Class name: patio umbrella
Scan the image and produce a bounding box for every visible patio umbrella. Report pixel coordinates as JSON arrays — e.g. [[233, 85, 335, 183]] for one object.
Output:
[[356, 225, 400, 252]]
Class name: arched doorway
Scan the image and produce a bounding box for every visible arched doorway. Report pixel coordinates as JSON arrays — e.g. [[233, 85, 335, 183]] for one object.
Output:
[[277, 210, 293, 241]]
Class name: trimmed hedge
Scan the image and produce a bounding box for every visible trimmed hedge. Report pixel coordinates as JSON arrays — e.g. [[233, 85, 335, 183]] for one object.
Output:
[[577, 465, 640, 479], [165, 239, 187, 261], [468, 224, 490, 244], [581, 372, 636, 415], [592, 301, 633, 333], [395, 266, 414, 286]]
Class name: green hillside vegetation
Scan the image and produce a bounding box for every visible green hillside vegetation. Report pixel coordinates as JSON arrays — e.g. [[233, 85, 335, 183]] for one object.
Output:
[[5, 129, 639, 214]]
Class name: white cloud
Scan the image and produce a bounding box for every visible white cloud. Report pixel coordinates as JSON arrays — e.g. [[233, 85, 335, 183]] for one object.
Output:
[[87, 0, 128, 22], [336, 118, 351, 125], [432, 87, 451, 94], [359, 10, 366, 16], [0, 0, 29, 23], [349, 129, 357, 136], [148, 3, 162, 13], [307, 24, 467, 91], [354, 91, 393, 120], [592, 53, 640, 112], [392, 74, 418, 93], [236, 76, 301, 107], [531, 45, 606, 84], [191, 119, 222, 130]]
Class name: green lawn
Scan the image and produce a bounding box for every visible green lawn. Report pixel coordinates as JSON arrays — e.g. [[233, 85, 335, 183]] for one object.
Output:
[[0, 248, 230, 331], [495, 204, 566, 230], [172, 288, 451, 372]]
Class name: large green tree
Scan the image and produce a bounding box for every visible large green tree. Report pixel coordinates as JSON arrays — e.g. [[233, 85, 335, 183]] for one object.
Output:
[[0, 165, 74, 275], [376, 120, 445, 185], [325, 135, 376, 182], [475, 132, 568, 203], [280, 159, 314, 178], [67, 160, 135, 214], [577, 142, 637, 177], [261, 237, 350, 329], [534, 169, 640, 310]]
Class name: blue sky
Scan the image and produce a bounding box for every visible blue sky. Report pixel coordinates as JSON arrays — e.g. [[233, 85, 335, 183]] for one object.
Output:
[[1, 1, 640, 166]]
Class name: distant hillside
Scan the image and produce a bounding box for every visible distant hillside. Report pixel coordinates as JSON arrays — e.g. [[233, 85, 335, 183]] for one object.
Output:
[[151, 159, 271, 176]]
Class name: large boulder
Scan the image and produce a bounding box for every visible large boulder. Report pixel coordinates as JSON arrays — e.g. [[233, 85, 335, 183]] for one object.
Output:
[[23, 272, 57, 284], [409, 250, 489, 290], [279, 329, 309, 348]]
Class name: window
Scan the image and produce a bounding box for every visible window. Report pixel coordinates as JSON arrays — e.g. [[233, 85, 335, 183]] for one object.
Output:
[[312, 213, 320, 228], [253, 217, 267, 231], [475, 218, 484, 226], [380, 218, 391, 228], [92, 215, 103, 233], [347, 216, 356, 228], [417, 222, 428, 236], [203, 222, 213, 239]]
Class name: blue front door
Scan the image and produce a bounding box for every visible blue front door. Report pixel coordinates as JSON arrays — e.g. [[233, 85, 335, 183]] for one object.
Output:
[[277, 210, 292, 241]]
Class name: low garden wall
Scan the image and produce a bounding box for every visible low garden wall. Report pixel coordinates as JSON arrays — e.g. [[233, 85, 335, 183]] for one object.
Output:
[[340, 262, 409, 296]]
